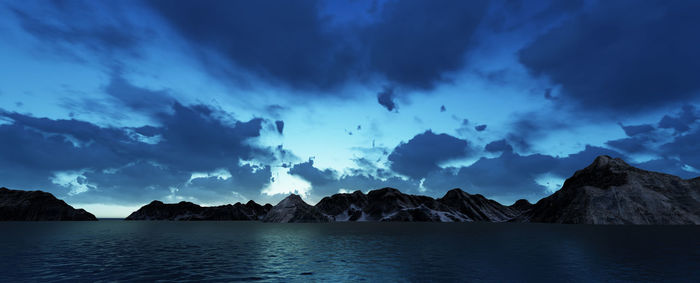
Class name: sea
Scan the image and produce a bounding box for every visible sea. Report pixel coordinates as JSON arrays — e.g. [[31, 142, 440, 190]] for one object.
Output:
[[0, 221, 698, 282]]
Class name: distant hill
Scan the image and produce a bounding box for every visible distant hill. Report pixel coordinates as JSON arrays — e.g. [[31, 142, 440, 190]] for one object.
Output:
[[125, 200, 272, 221], [0, 187, 97, 221]]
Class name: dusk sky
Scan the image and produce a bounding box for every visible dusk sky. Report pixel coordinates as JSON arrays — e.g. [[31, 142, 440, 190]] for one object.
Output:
[[1, 0, 699, 217]]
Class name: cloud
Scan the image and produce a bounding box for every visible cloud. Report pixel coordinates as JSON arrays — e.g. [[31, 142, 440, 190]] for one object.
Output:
[[388, 130, 474, 179], [148, 0, 489, 91], [519, 0, 700, 113], [104, 71, 174, 115], [288, 159, 337, 186], [620, 124, 655, 137], [658, 105, 699, 133], [484, 139, 513, 153], [377, 86, 397, 111], [9, 1, 146, 60], [275, 120, 284, 134], [363, 0, 488, 88], [0, 96, 275, 204]]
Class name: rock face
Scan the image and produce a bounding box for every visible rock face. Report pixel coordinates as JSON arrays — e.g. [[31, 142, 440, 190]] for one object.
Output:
[[262, 194, 330, 223], [363, 188, 464, 222], [316, 188, 521, 222], [522, 155, 700, 224], [0, 187, 97, 221], [125, 200, 271, 220], [438, 189, 526, 222]]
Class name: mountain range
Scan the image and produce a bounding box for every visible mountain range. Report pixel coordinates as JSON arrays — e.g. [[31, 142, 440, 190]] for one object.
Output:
[[1, 156, 699, 224]]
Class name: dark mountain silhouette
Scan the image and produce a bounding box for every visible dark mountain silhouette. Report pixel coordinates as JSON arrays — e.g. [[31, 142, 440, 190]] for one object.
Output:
[[0, 187, 96, 221], [125, 200, 272, 220]]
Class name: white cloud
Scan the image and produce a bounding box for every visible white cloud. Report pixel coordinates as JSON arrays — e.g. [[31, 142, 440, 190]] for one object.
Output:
[[50, 170, 96, 195], [187, 168, 232, 184]]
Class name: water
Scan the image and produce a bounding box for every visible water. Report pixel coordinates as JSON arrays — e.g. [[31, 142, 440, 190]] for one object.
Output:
[[0, 221, 698, 282]]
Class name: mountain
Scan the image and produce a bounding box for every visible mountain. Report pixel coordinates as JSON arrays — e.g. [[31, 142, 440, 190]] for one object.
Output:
[[125, 200, 272, 220], [521, 155, 700, 224], [262, 194, 330, 223], [438, 189, 528, 222], [315, 190, 368, 221], [120, 155, 699, 224], [315, 188, 519, 222], [0, 187, 97, 221]]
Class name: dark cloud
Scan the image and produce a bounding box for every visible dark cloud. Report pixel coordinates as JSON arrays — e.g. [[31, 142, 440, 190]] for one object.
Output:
[[388, 130, 474, 179], [519, 0, 700, 113], [605, 137, 651, 154], [658, 105, 698, 133], [288, 159, 337, 186], [377, 86, 397, 111], [635, 158, 698, 180], [488, 0, 584, 32], [0, 98, 274, 204], [484, 139, 513, 153], [543, 88, 554, 100], [275, 120, 284, 134], [149, 0, 488, 90], [9, 1, 145, 59], [474, 124, 487, 131], [104, 71, 174, 115], [506, 114, 568, 152], [660, 129, 700, 169], [364, 0, 488, 88], [148, 0, 354, 90], [620, 124, 655, 137]]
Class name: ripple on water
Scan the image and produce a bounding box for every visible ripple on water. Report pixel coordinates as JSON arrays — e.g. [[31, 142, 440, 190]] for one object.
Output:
[[0, 222, 698, 282]]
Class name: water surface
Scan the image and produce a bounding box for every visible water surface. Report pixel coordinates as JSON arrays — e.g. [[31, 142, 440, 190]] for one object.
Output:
[[0, 221, 698, 282]]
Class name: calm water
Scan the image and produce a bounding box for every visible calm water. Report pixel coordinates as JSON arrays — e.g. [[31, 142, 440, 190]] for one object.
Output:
[[0, 222, 698, 282]]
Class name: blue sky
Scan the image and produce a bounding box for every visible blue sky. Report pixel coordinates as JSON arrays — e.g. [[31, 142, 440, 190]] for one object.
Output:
[[1, 0, 699, 217]]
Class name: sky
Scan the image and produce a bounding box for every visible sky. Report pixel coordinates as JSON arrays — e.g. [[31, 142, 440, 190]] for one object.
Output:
[[1, 0, 699, 218]]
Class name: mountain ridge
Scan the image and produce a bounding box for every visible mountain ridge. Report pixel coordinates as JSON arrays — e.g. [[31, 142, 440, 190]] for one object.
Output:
[[3, 155, 699, 224]]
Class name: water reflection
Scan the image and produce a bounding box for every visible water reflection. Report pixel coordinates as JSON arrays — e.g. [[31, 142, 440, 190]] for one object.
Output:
[[0, 222, 698, 281]]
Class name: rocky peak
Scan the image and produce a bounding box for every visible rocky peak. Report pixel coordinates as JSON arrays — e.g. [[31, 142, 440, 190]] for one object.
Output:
[[262, 194, 329, 223], [524, 156, 700, 224], [277, 194, 308, 208], [564, 155, 632, 190], [442, 188, 469, 199], [367, 187, 401, 198], [586, 155, 633, 171]]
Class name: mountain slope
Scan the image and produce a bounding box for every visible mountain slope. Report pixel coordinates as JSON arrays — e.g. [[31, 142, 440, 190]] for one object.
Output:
[[523, 155, 700, 224], [262, 194, 330, 223], [438, 189, 527, 222], [125, 200, 271, 220], [316, 188, 519, 222], [0, 187, 97, 221]]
